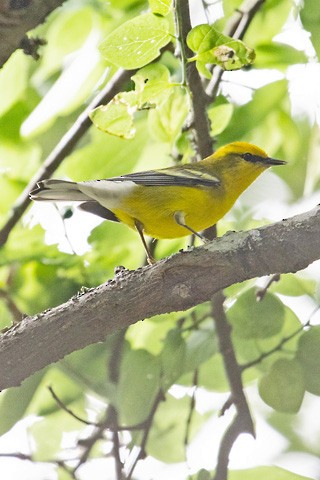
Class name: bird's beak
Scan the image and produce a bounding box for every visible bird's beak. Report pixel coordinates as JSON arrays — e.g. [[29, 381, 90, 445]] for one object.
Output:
[[265, 157, 287, 166]]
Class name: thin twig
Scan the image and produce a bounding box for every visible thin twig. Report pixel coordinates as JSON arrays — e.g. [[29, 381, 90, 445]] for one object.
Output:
[[48, 385, 99, 427], [256, 274, 280, 301], [241, 307, 320, 371], [0, 68, 133, 248], [109, 405, 125, 480], [126, 390, 164, 480], [73, 409, 111, 473], [184, 370, 198, 451], [49, 381, 152, 431], [0, 289, 23, 324]]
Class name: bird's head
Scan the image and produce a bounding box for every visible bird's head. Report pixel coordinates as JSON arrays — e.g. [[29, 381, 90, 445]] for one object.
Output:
[[202, 141, 286, 195], [213, 141, 286, 168]]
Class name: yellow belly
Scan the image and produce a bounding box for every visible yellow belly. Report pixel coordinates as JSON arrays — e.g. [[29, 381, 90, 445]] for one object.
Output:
[[112, 184, 227, 239]]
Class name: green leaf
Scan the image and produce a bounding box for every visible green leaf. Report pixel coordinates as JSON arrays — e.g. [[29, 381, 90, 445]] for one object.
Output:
[[192, 466, 314, 480], [245, 0, 293, 45], [183, 328, 217, 374], [219, 80, 288, 143], [300, 0, 320, 58], [0, 176, 26, 215], [0, 299, 13, 330], [0, 225, 79, 268], [187, 24, 255, 76], [160, 329, 186, 390], [0, 52, 29, 117], [229, 466, 314, 480], [146, 394, 207, 462], [197, 354, 229, 392], [90, 92, 137, 139], [34, 6, 99, 82], [11, 261, 80, 315], [62, 118, 148, 180], [99, 13, 172, 69], [90, 64, 174, 139], [194, 469, 212, 480], [232, 306, 301, 371], [270, 273, 316, 297], [26, 366, 84, 417], [30, 398, 84, 461], [254, 43, 308, 69], [148, 86, 190, 143], [132, 63, 172, 104], [109, 0, 145, 8], [296, 326, 320, 395], [227, 288, 285, 339], [259, 358, 305, 413], [117, 349, 161, 425], [149, 0, 172, 16], [0, 371, 45, 436], [207, 103, 234, 136], [126, 313, 179, 355]]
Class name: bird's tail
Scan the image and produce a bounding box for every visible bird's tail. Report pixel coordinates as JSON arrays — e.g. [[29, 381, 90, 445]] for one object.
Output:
[[30, 179, 91, 202]]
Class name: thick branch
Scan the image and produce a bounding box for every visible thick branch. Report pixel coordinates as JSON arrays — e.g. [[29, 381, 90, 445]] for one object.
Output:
[[0, 0, 66, 68], [0, 206, 319, 391]]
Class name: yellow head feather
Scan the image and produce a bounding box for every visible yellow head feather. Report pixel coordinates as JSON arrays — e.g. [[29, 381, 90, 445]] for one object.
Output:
[[214, 141, 268, 159]]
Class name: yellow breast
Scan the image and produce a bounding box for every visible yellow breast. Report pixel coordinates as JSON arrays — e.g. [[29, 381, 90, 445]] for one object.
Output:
[[112, 184, 228, 239]]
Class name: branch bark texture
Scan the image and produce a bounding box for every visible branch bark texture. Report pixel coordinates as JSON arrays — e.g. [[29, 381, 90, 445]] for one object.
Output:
[[0, 0, 66, 67], [0, 206, 319, 391]]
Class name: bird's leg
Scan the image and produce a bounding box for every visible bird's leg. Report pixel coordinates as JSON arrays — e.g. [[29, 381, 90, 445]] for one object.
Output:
[[174, 211, 210, 243], [134, 220, 156, 265]]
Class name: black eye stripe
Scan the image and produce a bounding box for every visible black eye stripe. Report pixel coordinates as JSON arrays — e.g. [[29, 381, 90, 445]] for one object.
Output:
[[241, 152, 263, 163]]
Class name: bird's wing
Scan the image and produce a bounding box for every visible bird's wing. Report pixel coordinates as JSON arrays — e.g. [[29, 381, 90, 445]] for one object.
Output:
[[109, 168, 220, 188]]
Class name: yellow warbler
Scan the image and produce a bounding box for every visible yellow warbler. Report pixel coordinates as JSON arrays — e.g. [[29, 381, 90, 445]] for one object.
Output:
[[30, 141, 286, 263]]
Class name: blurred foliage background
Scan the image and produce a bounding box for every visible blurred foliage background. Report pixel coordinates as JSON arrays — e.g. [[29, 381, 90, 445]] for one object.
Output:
[[0, 0, 320, 479]]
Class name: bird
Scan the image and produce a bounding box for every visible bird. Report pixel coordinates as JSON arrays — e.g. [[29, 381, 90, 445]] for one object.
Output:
[[30, 141, 286, 264]]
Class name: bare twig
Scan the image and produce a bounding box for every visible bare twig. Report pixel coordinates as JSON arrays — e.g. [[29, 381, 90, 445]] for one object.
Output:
[[240, 307, 320, 371], [126, 390, 164, 480], [109, 405, 125, 480], [48, 385, 99, 427], [0, 289, 23, 324], [184, 370, 199, 451], [256, 274, 281, 301], [74, 409, 111, 473]]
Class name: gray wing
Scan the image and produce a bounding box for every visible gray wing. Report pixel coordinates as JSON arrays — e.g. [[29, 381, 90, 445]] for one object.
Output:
[[108, 168, 220, 188]]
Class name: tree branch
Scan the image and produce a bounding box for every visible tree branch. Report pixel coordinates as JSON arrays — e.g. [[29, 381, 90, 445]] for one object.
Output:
[[212, 290, 254, 480], [0, 206, 319, 391], [0, 0, 67, 68], [175, 0, 213, 158]]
